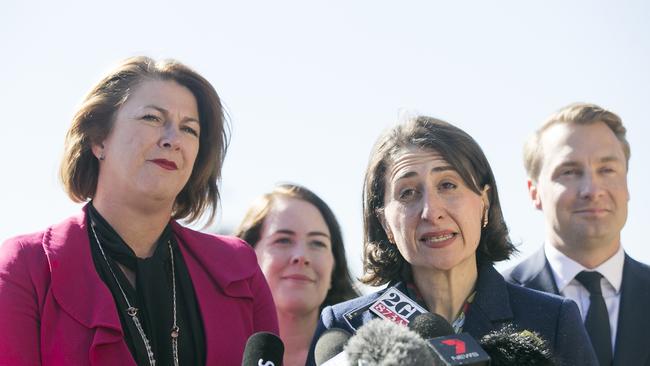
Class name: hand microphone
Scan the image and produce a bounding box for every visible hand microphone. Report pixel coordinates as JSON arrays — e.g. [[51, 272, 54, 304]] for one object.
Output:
[[314, 328, 352, 366], [479, 325, 554, 366], [241, 332, 284, 366], [345, 318, 438, 365], [408, 313, 490, 366]]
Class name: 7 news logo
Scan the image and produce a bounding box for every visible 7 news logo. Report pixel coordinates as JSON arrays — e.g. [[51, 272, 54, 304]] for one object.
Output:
[[429, 333, 490, 365]]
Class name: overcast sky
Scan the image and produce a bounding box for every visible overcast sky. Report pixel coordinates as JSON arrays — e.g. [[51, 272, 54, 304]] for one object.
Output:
[[2, 0, 648, 278]]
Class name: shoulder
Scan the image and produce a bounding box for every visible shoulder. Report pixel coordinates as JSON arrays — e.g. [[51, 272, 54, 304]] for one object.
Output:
[[172, 223, 265, 292], [624, 254, 650, 277], [0, 213, 85, 288], [505, 281, 566, 313], [172, 223, 257, 263], [320, 287, 388, 332], [474, 264, 568, 326], [504, 282, 584, 340], [1, 231, 48, 269], [0, 212, 84, 268], [501, 249, 547, 285], [309, 288, 388, 366]]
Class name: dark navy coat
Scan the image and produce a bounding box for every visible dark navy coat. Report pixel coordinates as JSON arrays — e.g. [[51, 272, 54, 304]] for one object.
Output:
[[308, 264, 597, 366]]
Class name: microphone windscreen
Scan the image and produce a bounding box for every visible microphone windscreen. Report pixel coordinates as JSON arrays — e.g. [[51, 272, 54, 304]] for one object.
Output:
[[345, 319, 438, 366], [241, 332, 284, 366], [479, 325, 554, 366], [408, 312, 455, 339], [314, 328, 352, 365]]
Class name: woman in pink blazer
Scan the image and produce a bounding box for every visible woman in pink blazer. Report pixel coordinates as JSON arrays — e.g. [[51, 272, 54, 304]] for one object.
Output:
[[0, 57, 278, 366]]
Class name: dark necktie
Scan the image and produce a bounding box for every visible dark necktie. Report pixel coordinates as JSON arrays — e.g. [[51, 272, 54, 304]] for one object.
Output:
[[575, 271, 613, 366]]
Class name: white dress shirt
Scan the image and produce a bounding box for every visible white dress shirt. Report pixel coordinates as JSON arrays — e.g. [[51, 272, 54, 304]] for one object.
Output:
[[544, 243, 624, 351]]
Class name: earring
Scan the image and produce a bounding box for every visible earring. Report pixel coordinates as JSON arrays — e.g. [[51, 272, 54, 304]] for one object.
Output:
[[482, 209, 489, 228], [99, 152, 105, 161]]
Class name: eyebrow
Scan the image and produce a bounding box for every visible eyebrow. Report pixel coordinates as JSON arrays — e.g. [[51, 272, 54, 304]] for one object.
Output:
[[394, 165, 456, 181], [143, 105, 200, 124], [557, 155, 624, 168], [274, 229, 330, 239], [599, 156, 623, 164]]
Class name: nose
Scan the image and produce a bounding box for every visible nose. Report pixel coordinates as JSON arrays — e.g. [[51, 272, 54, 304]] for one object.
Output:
[[421, 189, 444, 222], [578, 172, 604, 200], [159, 123, 181, 150], [290, 244, 311, 266]]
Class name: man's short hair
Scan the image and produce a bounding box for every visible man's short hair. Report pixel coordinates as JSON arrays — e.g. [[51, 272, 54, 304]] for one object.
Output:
[[523, 102, 630, 182]]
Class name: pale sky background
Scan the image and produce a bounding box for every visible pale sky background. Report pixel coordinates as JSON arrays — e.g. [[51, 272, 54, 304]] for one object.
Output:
[[2, 0, 649, 279]]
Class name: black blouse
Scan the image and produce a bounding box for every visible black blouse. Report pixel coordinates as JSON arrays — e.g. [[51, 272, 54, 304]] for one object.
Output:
[[87, 203, 206, 366]]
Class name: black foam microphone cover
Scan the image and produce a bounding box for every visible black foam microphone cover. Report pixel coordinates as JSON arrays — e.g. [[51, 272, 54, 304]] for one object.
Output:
[[314, 328, 352, 365], [408, 312, 455, 339], [479, 325, 554, 366], [241, 332, 284, 366]]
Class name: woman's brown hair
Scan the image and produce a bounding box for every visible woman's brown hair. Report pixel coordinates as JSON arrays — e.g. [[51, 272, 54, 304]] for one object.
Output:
[[60, 56, 228, 223]]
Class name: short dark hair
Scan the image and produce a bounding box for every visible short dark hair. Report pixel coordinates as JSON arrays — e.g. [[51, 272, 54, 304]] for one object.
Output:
[[234, 183, 358, 307], [60, 56, 228, 224], [361, 116, 516, 286]]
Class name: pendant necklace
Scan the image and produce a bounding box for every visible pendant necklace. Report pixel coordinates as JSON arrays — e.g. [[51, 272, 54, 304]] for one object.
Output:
[[90, 223, 180, 366]]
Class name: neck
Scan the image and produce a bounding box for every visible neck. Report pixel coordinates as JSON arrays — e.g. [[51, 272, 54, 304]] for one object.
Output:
[[277, 309, 319, 366], [412, 256, 478, 323], [92, 194, 173, 258], [548, 232, 621, 269]]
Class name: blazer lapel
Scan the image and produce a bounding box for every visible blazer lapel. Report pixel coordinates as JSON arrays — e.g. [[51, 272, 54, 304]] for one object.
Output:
[[513, 248, 559, 295], [464, 265, 514, 338], [173, 224, 257, 366], [613, 255, 650, 366], [44, 209, 134, 365]]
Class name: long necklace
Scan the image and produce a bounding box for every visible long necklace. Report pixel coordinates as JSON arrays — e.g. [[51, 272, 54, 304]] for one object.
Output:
[[90, 223, 180, 366]]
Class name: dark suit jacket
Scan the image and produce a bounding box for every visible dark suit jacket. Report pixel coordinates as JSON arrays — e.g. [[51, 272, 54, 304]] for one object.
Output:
[[308, 264, 597, 366], [503, 248, 650, 366]]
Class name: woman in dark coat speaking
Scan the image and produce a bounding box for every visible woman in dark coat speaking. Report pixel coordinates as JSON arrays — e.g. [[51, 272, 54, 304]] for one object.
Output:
[[308, 116, 597, 366]]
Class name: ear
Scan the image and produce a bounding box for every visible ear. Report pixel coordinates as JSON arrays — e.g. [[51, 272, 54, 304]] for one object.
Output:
[[527, 179, 542, 210], [481, 185, 491, 210], [91, 143, 104, 160]]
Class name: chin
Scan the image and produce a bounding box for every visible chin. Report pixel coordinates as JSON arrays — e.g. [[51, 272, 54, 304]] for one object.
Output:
[[136, 184, 183, 202], [278, 301, 320, 316]]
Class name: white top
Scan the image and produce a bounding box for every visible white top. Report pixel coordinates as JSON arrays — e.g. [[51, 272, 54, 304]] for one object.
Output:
[[544, 242, 624, 351]]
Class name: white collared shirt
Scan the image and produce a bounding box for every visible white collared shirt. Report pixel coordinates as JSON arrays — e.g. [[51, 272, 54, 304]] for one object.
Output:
[[544, 243, 624, 351]]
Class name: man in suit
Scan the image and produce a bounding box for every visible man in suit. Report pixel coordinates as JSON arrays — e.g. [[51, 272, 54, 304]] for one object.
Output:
[[503, 103, 650, 366]]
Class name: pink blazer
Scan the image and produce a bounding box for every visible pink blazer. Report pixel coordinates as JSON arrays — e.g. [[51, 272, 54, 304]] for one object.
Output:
[[0, 208, 279, 366]]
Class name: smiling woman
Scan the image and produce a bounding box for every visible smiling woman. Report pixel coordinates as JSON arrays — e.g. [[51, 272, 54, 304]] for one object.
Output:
[[235, 183, 358, 366], [0, 57, 278, 366]]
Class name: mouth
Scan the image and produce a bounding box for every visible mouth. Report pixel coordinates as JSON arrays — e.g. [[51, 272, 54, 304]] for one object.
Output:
[[574, 208, 610, 215], [419, 232, 457, 248], [282, 274, 315, 282], [149, 159, 178, 170]]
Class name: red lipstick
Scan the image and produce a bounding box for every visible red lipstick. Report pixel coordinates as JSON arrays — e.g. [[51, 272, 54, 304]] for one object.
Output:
[[150, 159, 178, 170]]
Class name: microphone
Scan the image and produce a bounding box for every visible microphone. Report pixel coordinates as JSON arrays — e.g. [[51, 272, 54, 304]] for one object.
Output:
[[408, 313, 490, 366], [479, 325, 554, 366], [408, 312, 455, 339], [241, 332, 284, 366], [345, 318, 438, 365], [314, 328, 352, 366]]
